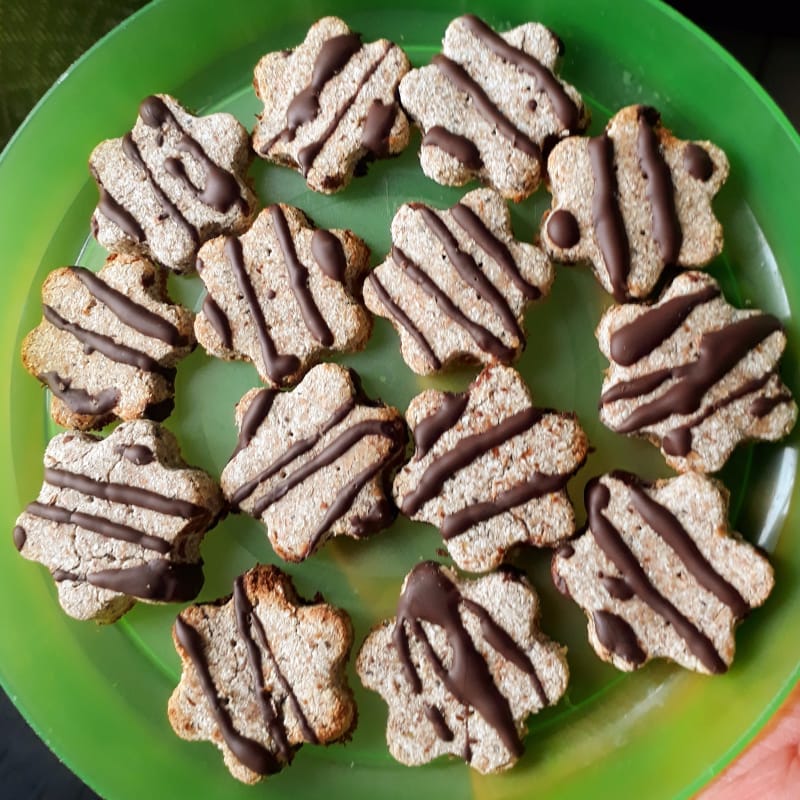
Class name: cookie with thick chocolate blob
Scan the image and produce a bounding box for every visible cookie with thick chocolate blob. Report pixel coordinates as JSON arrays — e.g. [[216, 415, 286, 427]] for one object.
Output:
[[399, 14, 589, 201], [393, 365, 588, 572], [89, 93, 257, 273], [541, 104, 729, 300], [252, 16, 411, 193], [363, 188, 554, 375], [552, 471, 774, 674], [357, 561, 569, 773], [222, 363, 407, 561], [13, 420, 224, 623], [168, 564, 356, 784], [597, 271, 797, 472], [21, 254, 195, 430], [194, 204, 372, 388]]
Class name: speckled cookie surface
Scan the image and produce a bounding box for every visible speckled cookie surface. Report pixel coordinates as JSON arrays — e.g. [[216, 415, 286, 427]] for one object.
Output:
[[13, 420, 224, 624], [252, 16, 411, 193], [597, 271, 797, 473], [552, 471, 774, 674], [393, 365, 588, 572], [363, 188, 554, 375], [399, 14, 588, 201], [356, 561, 568, 773], [541, 104, 729, 300], [221, 363, 407, 561], [194, 203, 372, 388], [168, 564, 356, 784], [89, 93, 257, 273], [21, 254, 195, 430]]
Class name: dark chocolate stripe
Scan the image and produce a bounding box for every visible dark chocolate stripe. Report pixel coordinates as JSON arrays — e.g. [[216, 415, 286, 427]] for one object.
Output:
[[636, 108, 681, 265], [96, 186, 145, 242], [450, 202, 540, 300], [231, 388, 278, 460], [441, 469, 572, 540], [230, 397, 356, 506], [224, 236, 301, 384], [367, 273, 441, 370], [69, 266, 187, 346], [13, 526, 26, 551], [250, 418, 404, 518], [122, 132, 199, 244], [585, 479, 727, 673], [424, 705, 454, 742], [201, 295, 233, 349], [42, 305, 175, 379], [175, 616, 282, 775], [392, 246, 515, 362], [269, 205, 333, 346], [610, 314, 783, 434], [393, 562, 524, 759], [39, 371, 120, 416], [88, 560, 203, 602], [624, 480, 749, 619], [44, 467, 206, 520], [413, 392, 469, 459], [24, 501, 170, 554], [433, 54, 540, 159], [751, 392, 794, 418], [461, 14, 579, 131], [684, 143, 714, 181], [415, 205, 522, 339], [362, 99, 397, 157], [298, 43, 391, 176], [599, 367, 673, 405], [609, 284, 721, 367], [422, 126, 482, 170], [114, 444, 155, 465], [601, 575, 635, 601], [588, 134, 630, 302], [311, 229, 347, 283], [401, 406, 546, 516], [592, 609, 646, 665]]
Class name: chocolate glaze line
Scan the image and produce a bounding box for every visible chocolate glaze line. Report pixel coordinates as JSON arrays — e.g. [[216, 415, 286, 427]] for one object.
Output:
[[592, 609, 646, 665], [424, 705, 454, 742], [250, 418, 404, 518], [122, 132, 199, 245], [362, 99, 397, 157], [367, 272, 441, 370], [585, 479, 727, 673], [441, 469, 571, 540], [298, 43, 391, 176], [230, 397, 356, 507], [599, 367, 673, 405], [393, 562, 524, 758], [607, 314, 783, 434], [73, 264, 191, 346], [609, 284, 721, 367], [23, 501, 170, 553], [636, 108, 681, 265], [751, 391, 794, 418], [600, 575, 635, 601], [684, 143, 714, 181], [42, 305, 176, 380], [414, 205, 522, 340], [449, 203, 541, 300], [413, 393, 469, 460], [422, 126, 482, 170], [269, 205, 334, 347], [114, 443, 155, 465], [461, 14, 580, 132], [432, 54, 540, 159], [588, 134, 631, 302], [202, 295, 233, 350], [40, 372, 120, 416], [44, 467, 206, 520], [401, 406, 546, 516], [392, 246, 515, 362], [88, 559, 204, 602], [175, 615, 282, 775], [223, 236, 301, 384], [231, 388, 278, 460], [311, 229, 347, 283], [13, 526, 26, 551], [623, 479, 749, 619], [95, 185, 146, 242]]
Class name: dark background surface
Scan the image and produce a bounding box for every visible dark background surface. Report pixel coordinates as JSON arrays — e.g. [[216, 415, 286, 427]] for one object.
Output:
[[1, 2, 798, 798]]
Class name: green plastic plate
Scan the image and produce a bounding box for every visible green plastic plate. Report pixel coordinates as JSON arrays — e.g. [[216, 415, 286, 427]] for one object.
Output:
[[1, 1, 798, 798]]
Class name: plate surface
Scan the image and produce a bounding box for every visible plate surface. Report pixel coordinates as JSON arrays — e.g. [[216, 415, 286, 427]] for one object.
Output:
[[1, 1, 799, 798]]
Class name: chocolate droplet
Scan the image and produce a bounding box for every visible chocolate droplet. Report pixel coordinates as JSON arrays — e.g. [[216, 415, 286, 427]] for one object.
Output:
[[547, 209, 581, 249], [13, 526, 27, 551], [683, 143, 714, 181]]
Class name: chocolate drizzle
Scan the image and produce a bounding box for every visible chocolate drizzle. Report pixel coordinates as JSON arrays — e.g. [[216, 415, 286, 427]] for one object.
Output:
[[40, 372, 120, 415], [362, 99, 397, 157], [231, 388, 278, 459], [413, 393, 468, 459], [201, 295, 233, 350], [460, 14, 580, 132], [13, 526, 26, 551], [393, 562, 544, 759], [585, 479, 727, 673], [600, 575, 634, 601], [592, 609, 646, 665], [96, 186, 145, 242], [684, 143, 714, 181], [311, 230, 347, 283], [86, 559, 203, 601], [423, 126, 482, 170], [114, 443, 155, 465]]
